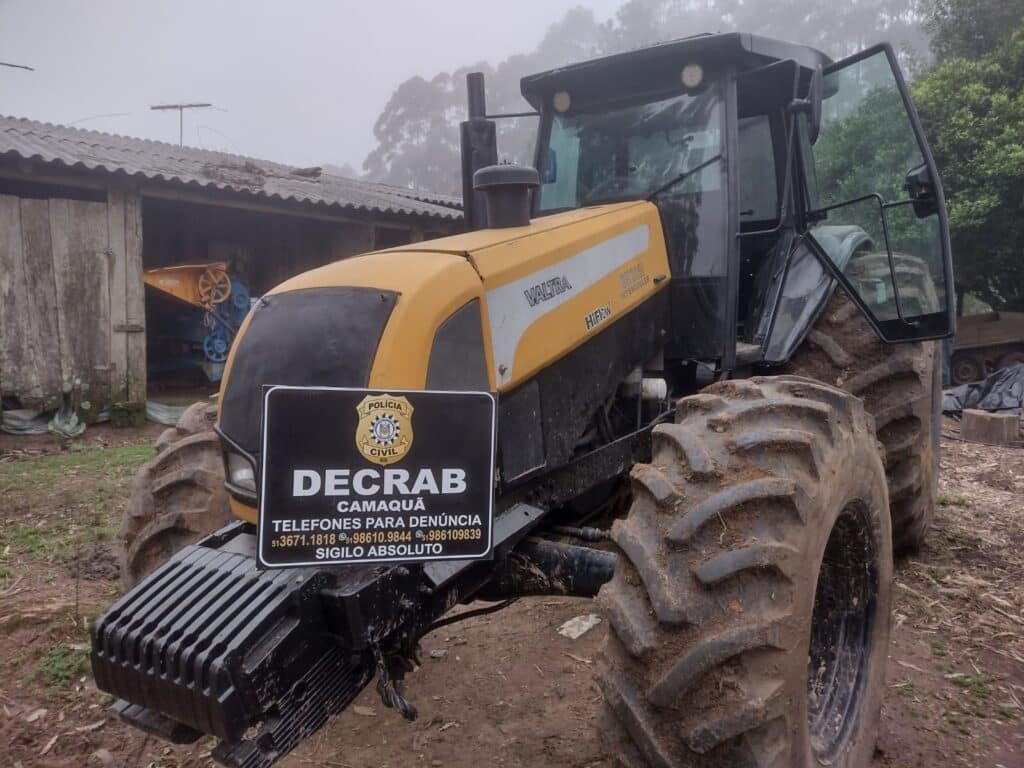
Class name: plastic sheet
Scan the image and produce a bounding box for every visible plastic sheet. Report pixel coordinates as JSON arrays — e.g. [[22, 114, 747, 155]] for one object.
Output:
[[942, 363, 1024, 415], [145, 401, 188, 426], [0, 404, 86, 438], [1, 400, 189, 435]]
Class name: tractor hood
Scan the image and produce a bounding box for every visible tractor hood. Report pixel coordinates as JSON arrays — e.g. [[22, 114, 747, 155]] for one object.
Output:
[[216, 200, 668, 518]]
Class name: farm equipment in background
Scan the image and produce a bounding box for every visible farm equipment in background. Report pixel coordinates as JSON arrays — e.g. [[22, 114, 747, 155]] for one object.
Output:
[[143, 262, 252, 382], [950, 310, 1024, 384]]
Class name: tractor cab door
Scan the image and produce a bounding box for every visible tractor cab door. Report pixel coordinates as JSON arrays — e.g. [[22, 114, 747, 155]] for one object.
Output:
[[799, 44, 954, 341]]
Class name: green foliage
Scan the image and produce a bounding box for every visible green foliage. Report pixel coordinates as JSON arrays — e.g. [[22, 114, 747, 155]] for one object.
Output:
[[938, 493, 972, 507], [924, 0, 1024, 59], [913, 26, 1024, 310]]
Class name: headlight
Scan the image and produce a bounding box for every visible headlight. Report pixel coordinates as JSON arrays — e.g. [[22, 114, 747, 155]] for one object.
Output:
[[226, 451, 256, 492]]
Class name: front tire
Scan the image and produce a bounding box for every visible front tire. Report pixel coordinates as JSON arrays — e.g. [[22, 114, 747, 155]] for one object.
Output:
[[119, 399, 232, 588], [597, 376, 892, 768]]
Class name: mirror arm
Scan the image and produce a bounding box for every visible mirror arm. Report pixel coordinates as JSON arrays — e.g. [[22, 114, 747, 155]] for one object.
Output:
[[787, 99, 813, 115]]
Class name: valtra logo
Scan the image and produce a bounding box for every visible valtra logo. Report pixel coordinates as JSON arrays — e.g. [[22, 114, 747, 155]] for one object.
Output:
[[355, 394, 414, 465]]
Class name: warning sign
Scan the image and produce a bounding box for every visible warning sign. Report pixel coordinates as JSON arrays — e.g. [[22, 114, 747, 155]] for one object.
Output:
[[257, 386, 496, 568]]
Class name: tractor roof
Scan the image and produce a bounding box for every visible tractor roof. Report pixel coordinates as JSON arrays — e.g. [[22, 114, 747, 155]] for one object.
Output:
[[521, 32, 831, 109]]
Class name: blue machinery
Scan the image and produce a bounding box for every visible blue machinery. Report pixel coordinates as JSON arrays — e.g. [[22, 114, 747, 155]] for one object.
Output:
[[144, 262, 252, 382]]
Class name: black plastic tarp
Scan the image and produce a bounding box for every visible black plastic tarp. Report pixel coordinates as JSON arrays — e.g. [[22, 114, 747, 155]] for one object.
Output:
[[942, 364, 1024, 415]]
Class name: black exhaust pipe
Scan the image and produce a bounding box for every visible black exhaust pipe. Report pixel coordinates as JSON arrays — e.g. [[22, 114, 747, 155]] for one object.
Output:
[[459, 72, 497, 231]]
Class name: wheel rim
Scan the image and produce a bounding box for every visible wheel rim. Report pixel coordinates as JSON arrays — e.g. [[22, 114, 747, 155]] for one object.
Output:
[[952, 357, 980, 384], [807, 502, 878, 761]]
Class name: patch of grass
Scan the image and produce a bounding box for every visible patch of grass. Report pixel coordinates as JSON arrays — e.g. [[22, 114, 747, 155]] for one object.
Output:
[[2, 522, 69, 562], [1, 516, 124, 564], [0, 443, 154, 500], [0, 443, 153, 562], [930, 640, 948, 657], [25, 643, 88, 692], [92, 524, 117, 542], [938, 493, 972, 508], [897, 680, 918, 698], [945, 709, 971, 734], [996, 705, 1017, 719], [950, 674, 995, 701]]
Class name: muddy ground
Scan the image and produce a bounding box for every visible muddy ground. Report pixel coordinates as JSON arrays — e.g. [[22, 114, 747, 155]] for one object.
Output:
[[0, 421, 1021, 767]]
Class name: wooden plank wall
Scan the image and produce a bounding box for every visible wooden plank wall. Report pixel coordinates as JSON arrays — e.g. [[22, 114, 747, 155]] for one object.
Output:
[[49, 197, 112, 419], [106, 189, 129, 403], [124, 191, 146, 404], [0, 195, 63, 409], [0, 187, 146, 418]]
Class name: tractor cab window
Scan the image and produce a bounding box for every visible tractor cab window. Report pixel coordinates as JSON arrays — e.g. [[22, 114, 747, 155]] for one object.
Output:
[[539, 87, 723, 212], [539, 82, 729, 362], [801, 45, 953, 341], [737, 115, 778, 223]]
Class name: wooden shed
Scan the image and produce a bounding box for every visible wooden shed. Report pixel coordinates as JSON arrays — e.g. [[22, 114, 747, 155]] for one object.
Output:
[[0, 116, 462, 423]]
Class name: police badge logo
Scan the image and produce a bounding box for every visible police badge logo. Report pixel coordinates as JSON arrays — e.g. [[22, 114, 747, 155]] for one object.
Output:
[[356, 394, 414, 465]]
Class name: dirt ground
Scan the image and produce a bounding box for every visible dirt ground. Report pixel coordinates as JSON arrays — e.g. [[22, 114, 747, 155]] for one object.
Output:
[[0, 421, 1021, 767]]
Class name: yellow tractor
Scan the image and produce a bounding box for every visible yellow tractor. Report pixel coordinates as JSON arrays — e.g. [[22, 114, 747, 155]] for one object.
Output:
[[94, 33, 953, 768]]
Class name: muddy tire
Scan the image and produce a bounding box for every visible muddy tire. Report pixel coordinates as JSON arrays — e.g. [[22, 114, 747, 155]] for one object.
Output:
[[787, 256, 940, 553], [119, 398, 232, 589], [597, 376, 892, 768]]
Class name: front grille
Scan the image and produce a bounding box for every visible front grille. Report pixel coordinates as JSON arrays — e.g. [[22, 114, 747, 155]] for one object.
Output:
[[91, 524, 374, 767], [218, 286, 397, 453]]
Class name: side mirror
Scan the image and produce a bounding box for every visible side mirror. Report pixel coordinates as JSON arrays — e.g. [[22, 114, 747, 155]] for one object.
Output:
[[904, 163, 938, 218], [789, 67, 823, 144]]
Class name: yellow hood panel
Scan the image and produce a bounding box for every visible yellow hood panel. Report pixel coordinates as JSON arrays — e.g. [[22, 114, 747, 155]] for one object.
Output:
[[246, 200, 669, 392]]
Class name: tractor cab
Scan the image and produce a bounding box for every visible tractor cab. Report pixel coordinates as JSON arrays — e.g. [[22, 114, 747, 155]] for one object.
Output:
[[464, 33, 954, 373]]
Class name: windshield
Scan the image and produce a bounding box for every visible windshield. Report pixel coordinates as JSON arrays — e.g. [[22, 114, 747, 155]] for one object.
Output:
[[538, 86, 723, 212]]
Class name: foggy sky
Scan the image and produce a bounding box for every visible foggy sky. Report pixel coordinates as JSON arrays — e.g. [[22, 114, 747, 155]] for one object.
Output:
[[0, 0, 622, 171]]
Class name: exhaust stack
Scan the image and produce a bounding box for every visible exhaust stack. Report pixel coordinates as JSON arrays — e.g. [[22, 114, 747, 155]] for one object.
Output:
[[459, 72, 497, 231]]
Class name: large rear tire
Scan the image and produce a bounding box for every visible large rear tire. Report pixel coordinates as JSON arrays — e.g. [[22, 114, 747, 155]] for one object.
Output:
[[787, 261, 940, 553], [119, 399, 232, 589], [597, 376, 892, 768]]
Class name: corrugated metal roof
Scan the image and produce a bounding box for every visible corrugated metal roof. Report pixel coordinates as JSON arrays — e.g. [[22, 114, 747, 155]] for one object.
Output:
[[0, 115, 462, 221]]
